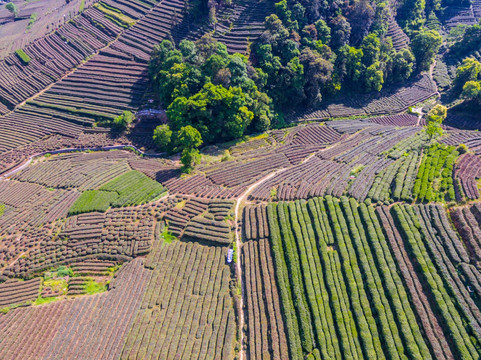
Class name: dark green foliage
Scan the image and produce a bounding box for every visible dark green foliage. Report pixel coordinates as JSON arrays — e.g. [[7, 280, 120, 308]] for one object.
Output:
[[267, 203, 303, 359], [149, 36, 273, 144], [56, 265, 73, 277], [112, 110, 134, 131], [5, 2, 17, 15], [411, 30, 442, 72], [392, 204, 479, 359], [398, 0, 426, 31], [153, 124, 172, 151], [251, 1, 416, 105], [177, 125, 202, 173], [454, 58, 481, 92], [450, 24, 481, 57]]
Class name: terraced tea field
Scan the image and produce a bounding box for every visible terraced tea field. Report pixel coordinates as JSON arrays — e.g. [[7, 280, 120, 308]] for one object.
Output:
[[1, 0, 481, 359]]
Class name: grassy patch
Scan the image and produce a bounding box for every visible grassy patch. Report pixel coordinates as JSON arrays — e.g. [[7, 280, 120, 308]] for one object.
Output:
[[79, 0, 85, 12], [100, 170, 166, 207], [93, 3, 135, 27], [270, 187, 278, 200], [43, 278, 68, 294], [0, 203, 5, 217], [69, 190, 118, 215], [33, 296, 59, 306], [83, 279, 107, 295], [161, 230, 177, 244], [350, 164, 365, 176], [175, 200, 187, 209], [15, 49, 31, 64]]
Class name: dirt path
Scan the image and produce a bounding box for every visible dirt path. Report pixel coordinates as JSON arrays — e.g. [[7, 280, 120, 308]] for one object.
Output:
[[234, 167, 288, 360]]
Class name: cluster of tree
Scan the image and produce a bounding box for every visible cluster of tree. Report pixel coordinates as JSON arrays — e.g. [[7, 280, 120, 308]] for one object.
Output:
[[450, 23, 481, 57], [149, 36, 275, 171], [150, 37, 273, 143], [397, 0, 426, 31], [154, 125, 203, 172], [112, 110, 135, 131], [147, 0, 444, 172], [250, 0, 442, 108]]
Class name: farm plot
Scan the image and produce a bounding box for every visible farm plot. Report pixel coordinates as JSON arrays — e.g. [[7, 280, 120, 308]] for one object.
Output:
[[0, 258, 150, 360], [0, 277, 41, 309], [412, 143, 458, 202], [120, 239, 237, 359], [97, 170, 167, 207], [0, 0, 98, 59], [386, 13, 410, 51], [0, 180, 80, 236], [164, 198, 235, 245], [0, 2, 144, 110], [441, 130, 481, 154], [0, 198, 178, 279], [455, 153, 481, 200], [243, 239, 288, 360], [265, 197, 431, 359], [444, 112, 481, 131], [243, 205, 269, 241], [293, 75, 437, 121], [12, 151, 134, 190], [0, 132, 131, 175], [0, 0, 186, 156], [249, 126, 423, 202], [180, 0, 274, 54], [450, 202, 481, 263], [388, 204, 481, 359]]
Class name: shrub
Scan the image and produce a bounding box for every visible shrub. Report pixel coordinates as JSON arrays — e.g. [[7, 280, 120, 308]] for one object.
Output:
[[57, 266, 73, 277], [457, 144, 468, 154]]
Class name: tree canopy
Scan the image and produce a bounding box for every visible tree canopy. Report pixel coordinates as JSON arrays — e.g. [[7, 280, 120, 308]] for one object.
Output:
[[411, 30, 442, 72], [149, 36, 273, 144], [425, 104, 447, 140]]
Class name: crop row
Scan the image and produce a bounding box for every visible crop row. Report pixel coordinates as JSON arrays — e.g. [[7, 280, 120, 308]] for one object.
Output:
[[121, 239, 236, 359], [243, 205, 269, 241], [12, 151, 134, 191], [391, 204, 480, 359], [265, 197, 430, 359], [0, 258, 150, 359], [0, 201, 165, 279], [455, 153, 481, 200], [0, 278, 41, 308], [243, 239, 288, 360], [412, 143, 458, 202], [450, 203, 481, 262]]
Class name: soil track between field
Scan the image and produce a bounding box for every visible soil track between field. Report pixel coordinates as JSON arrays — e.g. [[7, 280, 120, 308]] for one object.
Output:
[[234, 167, 289, 360]]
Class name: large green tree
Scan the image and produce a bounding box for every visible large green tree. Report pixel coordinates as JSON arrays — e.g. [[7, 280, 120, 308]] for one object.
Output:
[[425, 104, 447, 139], [177, 125, 203, 173], [411, 30, 442, 72]]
